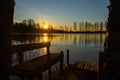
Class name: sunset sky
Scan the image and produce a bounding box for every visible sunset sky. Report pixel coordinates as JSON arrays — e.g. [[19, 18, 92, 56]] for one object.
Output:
[[14, 0, 109, 26]]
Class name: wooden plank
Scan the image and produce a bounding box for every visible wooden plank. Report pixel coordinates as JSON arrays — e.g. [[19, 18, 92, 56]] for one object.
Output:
[[60, 51, 64, 73], [73, 61, 98, 72], [12, 42, 50, 53]]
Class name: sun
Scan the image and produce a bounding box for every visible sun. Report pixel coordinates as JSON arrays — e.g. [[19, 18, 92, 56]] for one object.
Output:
[[43, 23, 48, 29]]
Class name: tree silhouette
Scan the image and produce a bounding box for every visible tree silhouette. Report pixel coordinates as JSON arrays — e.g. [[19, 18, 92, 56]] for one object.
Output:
[[73, 22, 77, 32]]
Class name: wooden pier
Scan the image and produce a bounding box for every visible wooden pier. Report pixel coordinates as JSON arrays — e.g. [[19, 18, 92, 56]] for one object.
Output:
[[10, 42, 64, 80], [52, 51, 105, 80]]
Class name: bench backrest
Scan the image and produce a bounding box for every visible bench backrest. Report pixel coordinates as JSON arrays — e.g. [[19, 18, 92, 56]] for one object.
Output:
[[12, 42, 51, 64]]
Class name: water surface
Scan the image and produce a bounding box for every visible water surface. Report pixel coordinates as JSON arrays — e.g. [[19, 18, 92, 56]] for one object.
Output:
[[12, 33, 106, 64]]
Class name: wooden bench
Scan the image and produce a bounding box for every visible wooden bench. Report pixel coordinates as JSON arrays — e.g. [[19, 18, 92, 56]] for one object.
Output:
[[10, 42, 64, 80]]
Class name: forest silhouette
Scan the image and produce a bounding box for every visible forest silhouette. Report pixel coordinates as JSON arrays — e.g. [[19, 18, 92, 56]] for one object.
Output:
[[13, 19, 107, 33]]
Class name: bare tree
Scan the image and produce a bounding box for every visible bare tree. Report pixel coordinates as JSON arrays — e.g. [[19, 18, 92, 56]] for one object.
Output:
[[73, 22, 77, 32]]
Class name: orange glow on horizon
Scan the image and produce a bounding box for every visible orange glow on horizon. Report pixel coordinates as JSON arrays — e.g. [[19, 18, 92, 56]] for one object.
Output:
[[43, 23, 49, 29]]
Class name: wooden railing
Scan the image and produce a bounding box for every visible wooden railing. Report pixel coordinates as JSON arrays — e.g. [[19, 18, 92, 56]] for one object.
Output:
[[10, 42, 64, 80]]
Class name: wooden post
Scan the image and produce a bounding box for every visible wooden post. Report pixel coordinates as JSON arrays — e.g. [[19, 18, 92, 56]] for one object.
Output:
[[60, 51, 64, 73], [47, 42, 50, 55], [47, 43, 51, 80], [67, 49, 70, 66], [106, 0, 120, 80], [0, 0, 15, 80], [47, 43, 50, 60], [98, 51, 104, 80], [18, 52, 24, 64]]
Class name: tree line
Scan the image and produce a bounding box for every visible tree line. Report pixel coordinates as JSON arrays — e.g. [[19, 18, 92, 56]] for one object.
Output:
[[72, 21, 107, 32], [13, 19, 107, 33]]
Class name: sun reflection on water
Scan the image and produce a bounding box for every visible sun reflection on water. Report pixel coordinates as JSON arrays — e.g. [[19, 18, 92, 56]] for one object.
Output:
[[43, 33, 49, 42]]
